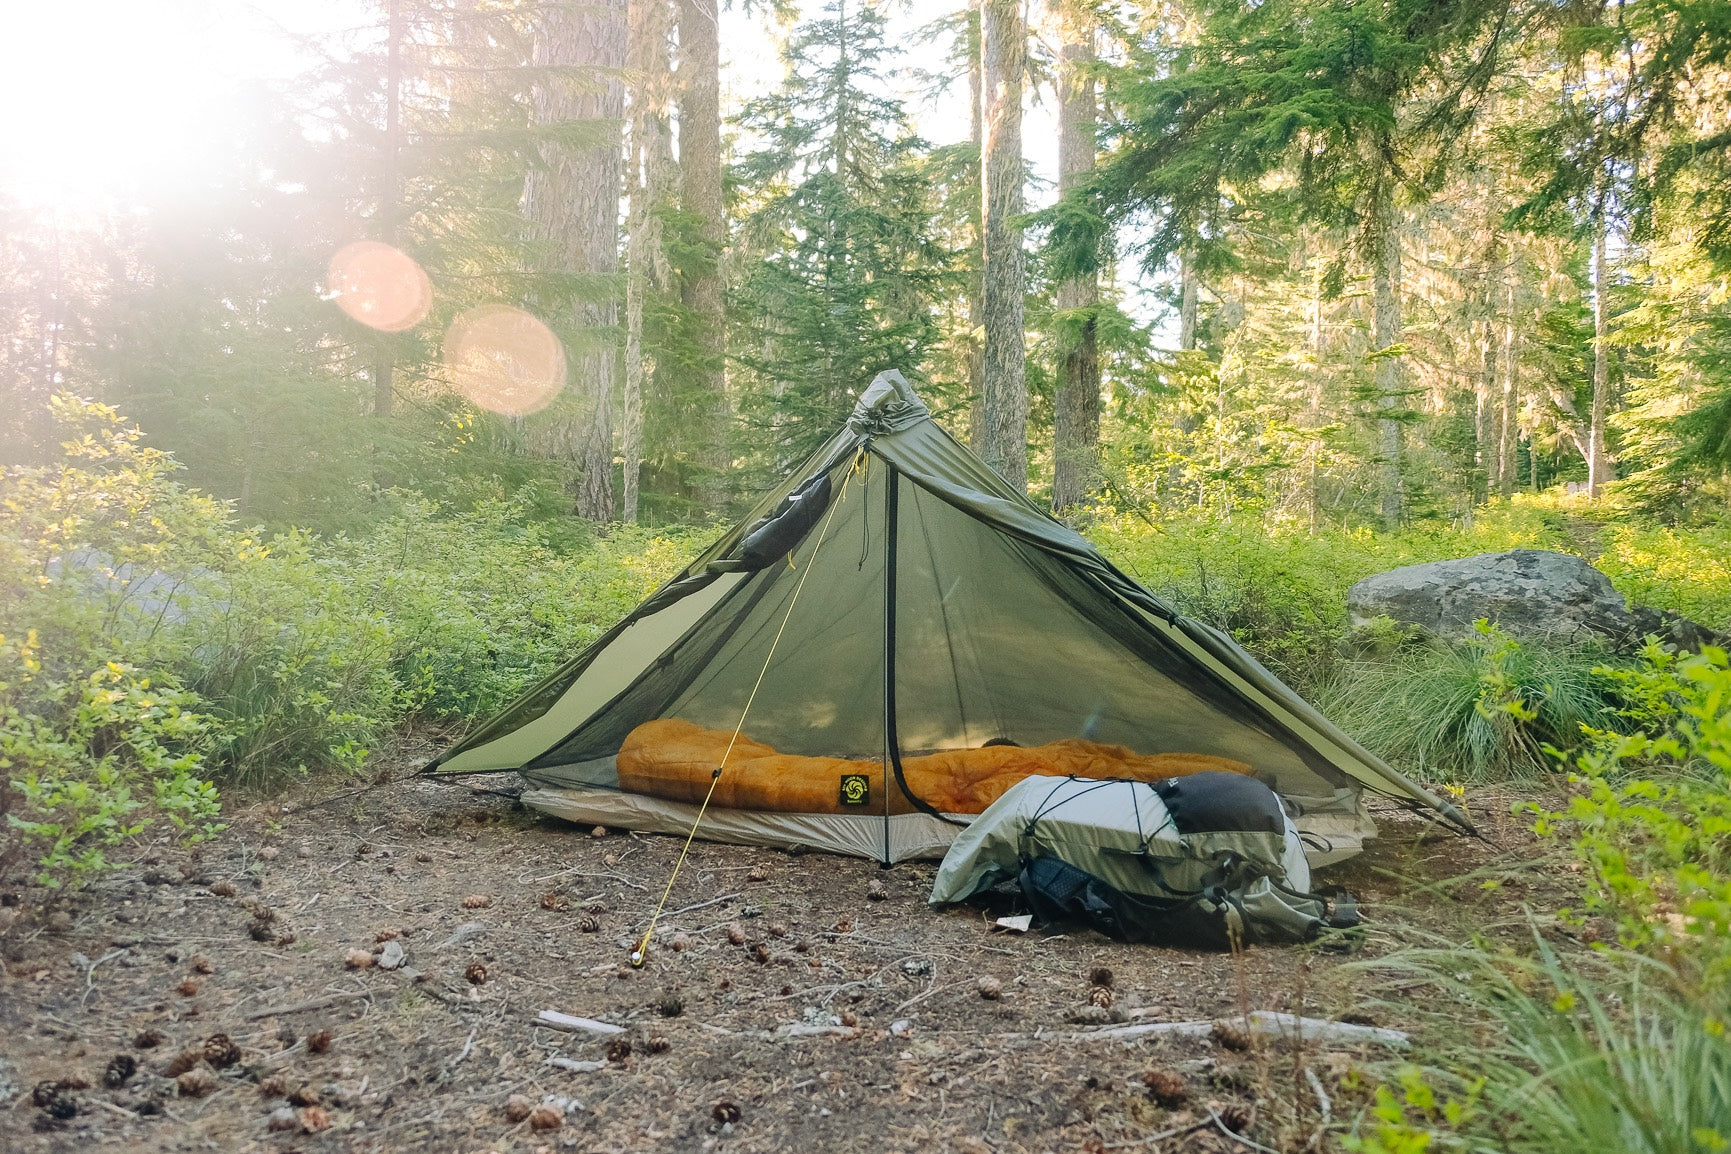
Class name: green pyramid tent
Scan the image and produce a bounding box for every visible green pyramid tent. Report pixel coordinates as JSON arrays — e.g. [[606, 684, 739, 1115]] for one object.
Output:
[[426, 372, 1471, 864]]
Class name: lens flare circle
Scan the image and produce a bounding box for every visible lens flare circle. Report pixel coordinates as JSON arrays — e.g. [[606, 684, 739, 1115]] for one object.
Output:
[[328, 241, 433, 332], [444, 305, 567, 417]]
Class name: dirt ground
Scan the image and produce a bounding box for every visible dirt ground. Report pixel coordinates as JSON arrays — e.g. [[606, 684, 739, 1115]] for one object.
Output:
[[0, 766, 1571, 1154]]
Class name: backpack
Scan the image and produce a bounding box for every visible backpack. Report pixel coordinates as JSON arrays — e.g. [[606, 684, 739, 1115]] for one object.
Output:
[[929, 773, 1358, 949]]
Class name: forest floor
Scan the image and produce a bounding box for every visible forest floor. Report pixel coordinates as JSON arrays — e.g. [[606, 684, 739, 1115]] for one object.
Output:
[[0, 759, 1578, 1154]]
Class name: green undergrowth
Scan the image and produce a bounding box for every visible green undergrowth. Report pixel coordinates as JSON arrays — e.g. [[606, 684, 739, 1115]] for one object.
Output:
[[1, 397, 700, 883]]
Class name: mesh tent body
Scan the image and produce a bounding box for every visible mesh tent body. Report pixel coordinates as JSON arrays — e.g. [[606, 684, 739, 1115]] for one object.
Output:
[[426, 372, 1470, 863]]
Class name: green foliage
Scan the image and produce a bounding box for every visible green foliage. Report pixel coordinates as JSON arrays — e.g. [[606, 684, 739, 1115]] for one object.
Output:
[[326, 500, 706, 722], [1595, 520, 1731, 633], [1321, 624, 1622, 783], [728, 0, 956, 479], [1344, 1067, 1482, 1154], [1354, 940, 1731, 1154], [1538, 644, 1731, 987], [1087, 502, 1573, 690], [1, 396, 698, 881], [3, 660, 223, 886]]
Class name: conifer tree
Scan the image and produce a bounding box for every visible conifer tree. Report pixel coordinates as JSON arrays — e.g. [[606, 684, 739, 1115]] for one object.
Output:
[[728, 0, 951, 478]]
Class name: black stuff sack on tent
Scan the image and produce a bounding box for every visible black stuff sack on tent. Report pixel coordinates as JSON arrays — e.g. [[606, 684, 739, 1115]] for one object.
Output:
[[929, 773, 1360, 949], [729, 473, 834, 571]]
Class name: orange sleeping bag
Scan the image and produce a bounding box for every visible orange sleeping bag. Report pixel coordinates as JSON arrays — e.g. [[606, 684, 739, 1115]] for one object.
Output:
[[616, 718, 1252, 815]]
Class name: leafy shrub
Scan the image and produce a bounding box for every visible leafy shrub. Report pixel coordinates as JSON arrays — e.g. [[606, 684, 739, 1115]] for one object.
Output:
[[1318, 625, 1623, 783], [327, 500, 707, 722], [0, 399, 234, 885], [159, 532, 402, 787], [1538, 643, 1731, 988], [1596, 521, 1731, 633], [1087, 502, 1578, 691]]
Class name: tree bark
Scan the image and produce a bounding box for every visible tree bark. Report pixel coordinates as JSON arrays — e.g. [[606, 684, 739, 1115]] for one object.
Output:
[[1588, 202, 1615, 496], [624, 0, 678, 523], [981, 0, 1027, 491], [1499, 250, 1518, 498], [1475, 253, 1498, 499], [677, 0, 728, 502], [966, 0, 986, 455], [1051, 0, 1098, 512], [524, 0, 628, 522], [1372, 184, 1404, 527], [1179, 247, 1198, 351]]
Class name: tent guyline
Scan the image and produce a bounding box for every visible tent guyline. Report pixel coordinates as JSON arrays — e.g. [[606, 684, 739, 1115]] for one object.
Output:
[[629, 449, 867, 966], [426, 370, 1472, 875]]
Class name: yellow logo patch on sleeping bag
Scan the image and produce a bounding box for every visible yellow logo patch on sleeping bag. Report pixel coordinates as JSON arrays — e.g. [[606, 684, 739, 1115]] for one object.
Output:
[[839, 774, 870, 807]]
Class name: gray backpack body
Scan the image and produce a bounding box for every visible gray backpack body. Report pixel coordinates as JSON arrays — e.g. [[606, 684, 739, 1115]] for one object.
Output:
[[929, 773, 1355, 948]]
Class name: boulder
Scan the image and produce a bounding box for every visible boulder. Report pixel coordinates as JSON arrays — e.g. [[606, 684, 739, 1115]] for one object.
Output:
[[1346, 548, 1719, 649]]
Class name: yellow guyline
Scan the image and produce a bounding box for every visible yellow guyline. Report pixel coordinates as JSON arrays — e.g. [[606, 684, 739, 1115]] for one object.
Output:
[[631, 448, 868, 967]]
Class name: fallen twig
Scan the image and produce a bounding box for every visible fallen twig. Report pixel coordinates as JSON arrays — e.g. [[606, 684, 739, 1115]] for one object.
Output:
[[448, 1026, 477, 1068], [535, 1010, 625, 1036], [1207, 1107, 1282, 1154], [245, 990, 370, 1021], [1056, 1011, 1409, 1048]]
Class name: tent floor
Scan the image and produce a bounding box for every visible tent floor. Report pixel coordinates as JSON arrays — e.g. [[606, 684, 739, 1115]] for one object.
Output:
[[522, 784, 1374, 868]]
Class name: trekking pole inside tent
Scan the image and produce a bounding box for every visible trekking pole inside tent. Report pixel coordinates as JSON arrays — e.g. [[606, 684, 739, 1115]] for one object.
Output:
[[630, 449, 867, 967]]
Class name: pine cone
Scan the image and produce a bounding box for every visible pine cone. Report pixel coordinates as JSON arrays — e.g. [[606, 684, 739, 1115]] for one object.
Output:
[[1212, 1018, 1254, 1051], [504, 1093, 534, 1122], [539, 892, 570, 912], [306, 1029, 334, 1054], [577, 914, 601, 933], [1088, 984, 1115, 1008], [977, 976, 1004, 1000], [201, 1033, 240, 1069], [103, 1054, 137, 1088], [209, 881, 236, 898], [176, 1067, 218, 1098], [606, 1036, 633, 1063], [725, 922, 747, 945], [529, 1103, 565, 1131], [298, 1104, 332, 1133], [461, 894, 492, 909], [646, 1034, 671, 1054], [465, 962, 488, 985], [132, 1029, 166, 1050], [164, 1048, 203, 1077], [1216, 1102, 1255, 1134], [1142, 1068, 1189, 1108]]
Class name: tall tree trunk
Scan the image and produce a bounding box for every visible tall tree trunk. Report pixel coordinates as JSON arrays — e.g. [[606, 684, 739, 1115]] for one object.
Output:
[[1499, 251, 1519, 498], [1051, 0, 1098, 512], [1372, 183, 1404, 527], [1179, 247, 1198, 351], [981, 0, 1027, 491], [1475, 250, 1499, 500], [374, 0, 404, 418], [525, 0, 627, 522], [677, 0, 727, 502], [1588, 202, 1615, 496], [1306, 253, 1326, 533], [624, 0, 677, 523], [966, 0, 986, 455]]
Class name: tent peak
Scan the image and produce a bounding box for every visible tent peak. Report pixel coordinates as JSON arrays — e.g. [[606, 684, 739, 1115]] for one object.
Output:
[[849, 370, 928, 434]]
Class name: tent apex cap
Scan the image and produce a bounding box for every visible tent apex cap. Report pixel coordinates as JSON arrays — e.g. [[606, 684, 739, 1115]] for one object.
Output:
[[849, 370, 929, 433]]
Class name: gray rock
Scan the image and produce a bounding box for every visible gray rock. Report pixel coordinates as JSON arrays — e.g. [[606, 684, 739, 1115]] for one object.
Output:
[[377, 940, 406, 970], [1347, 548, 1720, 649]]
